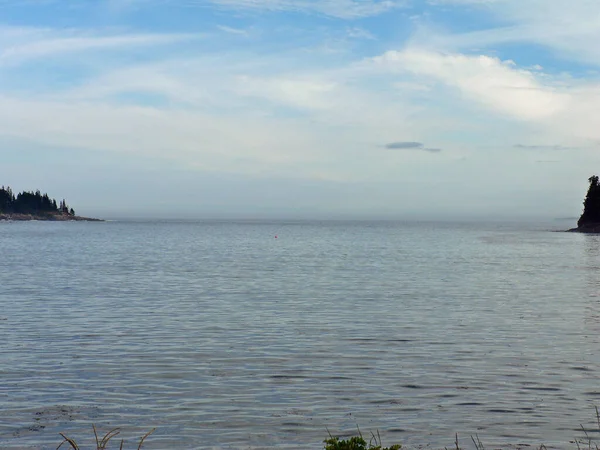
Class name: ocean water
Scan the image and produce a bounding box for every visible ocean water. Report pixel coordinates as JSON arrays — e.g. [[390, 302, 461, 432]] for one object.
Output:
[[1, 219, 600, 449]]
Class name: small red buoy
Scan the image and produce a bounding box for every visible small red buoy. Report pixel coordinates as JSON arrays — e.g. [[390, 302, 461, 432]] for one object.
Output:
[[275, 235, 278, 238]]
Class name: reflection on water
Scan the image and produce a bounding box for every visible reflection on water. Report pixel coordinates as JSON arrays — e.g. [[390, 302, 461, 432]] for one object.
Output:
[[1, 221, 600, 449], [582, 235, 600, 335]]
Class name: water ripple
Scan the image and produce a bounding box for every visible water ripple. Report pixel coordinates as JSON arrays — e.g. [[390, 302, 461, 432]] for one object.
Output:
[[1, 220, 600, 449]]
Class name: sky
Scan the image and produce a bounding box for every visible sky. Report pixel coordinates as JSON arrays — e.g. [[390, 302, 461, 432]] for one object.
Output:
[[1, 0, 599, 220]]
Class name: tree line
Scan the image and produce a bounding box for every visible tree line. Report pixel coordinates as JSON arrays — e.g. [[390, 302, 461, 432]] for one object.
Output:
[[0, 186, 75, 216]]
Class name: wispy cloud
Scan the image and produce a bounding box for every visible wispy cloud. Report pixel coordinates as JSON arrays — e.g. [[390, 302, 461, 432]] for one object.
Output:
[[385, 141, 442, 152], [207, 0, 407, 18], [514, 144, 575, 150], [234, 75, 339, 111], [421, 0, 600, 67], [216, 25, 251, 36], [385, 141, 423, 149], [346, 27, 375, 40], [0, 27, 201, 66], [0, 0, 408, 18]]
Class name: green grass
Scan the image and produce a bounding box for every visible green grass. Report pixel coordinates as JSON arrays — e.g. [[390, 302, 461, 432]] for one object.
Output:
[[323, 427, 401, 450]]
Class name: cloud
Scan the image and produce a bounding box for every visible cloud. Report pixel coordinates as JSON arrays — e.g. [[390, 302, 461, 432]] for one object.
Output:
[[4, 0, 408, 19], [421, 0, 600, 67], [235, 75, 339, 111], [207, 0, 407, 19], [0, 95, 326, 173], [216, 25, 250, 36], [385, 141, 423, 149], [384, 141, 442, 152], [346, 27, 375, 40], [372, 49, 568, 121], [0, 26, 200, 66], [366, 46, 600, 148], [514, 144, 574, 150]]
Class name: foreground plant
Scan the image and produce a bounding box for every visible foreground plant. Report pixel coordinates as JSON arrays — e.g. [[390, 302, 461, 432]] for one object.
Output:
[[57, 425, 155, 450], [324, 428, 401, 450]]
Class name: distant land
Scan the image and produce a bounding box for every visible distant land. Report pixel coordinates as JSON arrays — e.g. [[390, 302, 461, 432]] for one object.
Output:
[[569, 176, 600, 233], [0, 186, 101, 222]]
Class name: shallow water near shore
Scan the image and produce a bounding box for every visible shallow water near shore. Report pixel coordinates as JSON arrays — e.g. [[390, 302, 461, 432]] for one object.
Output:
[[2, 219, 600, 449]]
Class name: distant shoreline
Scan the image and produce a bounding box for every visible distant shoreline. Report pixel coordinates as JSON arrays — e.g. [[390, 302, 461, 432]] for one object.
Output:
[[0, 212, 103, 222]]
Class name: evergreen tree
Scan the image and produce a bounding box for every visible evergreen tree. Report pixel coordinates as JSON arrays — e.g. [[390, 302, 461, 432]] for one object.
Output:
[[578, 175, 600, 227], [0, 186, 70, 215], [0, 186, 15, 213]]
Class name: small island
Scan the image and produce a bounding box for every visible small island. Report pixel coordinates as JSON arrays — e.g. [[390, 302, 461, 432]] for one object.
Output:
[[0, 186, 101, 221], [570, 175, 600, 232]]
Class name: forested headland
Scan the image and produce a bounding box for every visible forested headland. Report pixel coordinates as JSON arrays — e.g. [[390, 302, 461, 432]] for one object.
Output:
[[0, 186, 100, 221], [568, 176, 600, 232]]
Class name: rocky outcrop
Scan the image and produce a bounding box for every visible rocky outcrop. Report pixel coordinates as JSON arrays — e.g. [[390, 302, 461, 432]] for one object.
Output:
[[0, 212, 102, 221], [568, 224, 600, 233]]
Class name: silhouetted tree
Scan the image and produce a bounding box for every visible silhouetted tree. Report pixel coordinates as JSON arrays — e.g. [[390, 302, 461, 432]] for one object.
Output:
[[578, 175, 600, 227], [60, 199, 69, 214], [0, 186, 15, 212], [0, 186, 74, 216]]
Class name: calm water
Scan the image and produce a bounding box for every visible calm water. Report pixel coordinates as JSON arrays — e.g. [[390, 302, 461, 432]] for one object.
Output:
[[2, 220, 600, 449]]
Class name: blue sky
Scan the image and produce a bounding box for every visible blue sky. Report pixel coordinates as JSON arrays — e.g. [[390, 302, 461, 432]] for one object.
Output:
[[1, 0, 599, 219]]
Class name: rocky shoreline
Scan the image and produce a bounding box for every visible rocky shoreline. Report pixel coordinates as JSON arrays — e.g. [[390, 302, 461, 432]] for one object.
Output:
[[568, 224, 600, 233], [0, 213, 102, 222]]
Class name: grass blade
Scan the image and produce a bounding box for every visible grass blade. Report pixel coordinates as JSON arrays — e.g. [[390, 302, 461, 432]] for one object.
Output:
[[137, 428, 156, 450]]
